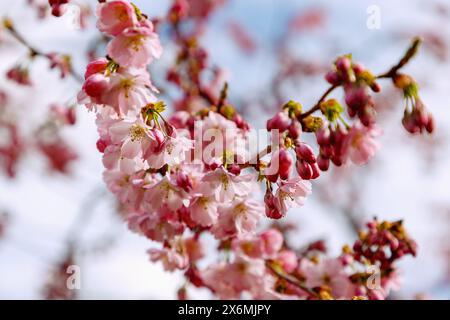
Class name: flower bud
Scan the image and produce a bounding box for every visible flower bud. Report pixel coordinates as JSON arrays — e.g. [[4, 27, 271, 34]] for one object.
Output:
[[325, 70, 341, 85], [84, 58, 108, 79], [295, 142, 316, 163], [296, 159, 313, 180], [264, 191, 283, 219], [288, 121, 302, 140], [278, 148, 293, 180], [317, 154, 330, 171], [267, 111, 290, 132], [83, 74, 109, 98]]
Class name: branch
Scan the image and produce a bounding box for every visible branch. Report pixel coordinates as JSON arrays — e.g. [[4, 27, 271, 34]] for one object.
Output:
[[265, 261, 320, 299], [299, 84, 338, 119], [376, 37, 422, 79], [2, 17, 84, 83]]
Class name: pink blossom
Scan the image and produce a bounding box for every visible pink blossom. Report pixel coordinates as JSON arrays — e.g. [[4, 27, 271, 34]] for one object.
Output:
[[108, 113, 155, 159], [128, 209, 184, 242], [144, 176, 188, 212], [84, 57, 108, 79], [188, 196, 219, 227], [202, 256, 267, 299], [276, 250, 298, 273], [274, 177, 312, 215], [200, 167, 255, 202], [107, 22, 163, 69], [211, 199, 263, 239], [148, 243, 188, 272], [96, 0, 138, 36], [300, 258, 354, 299], [144, 129, 193, 169], [103, 68, 158, 115], [343, 121, 381, 165], [260, 228, 284, 257], [103, 169, 147, 208]]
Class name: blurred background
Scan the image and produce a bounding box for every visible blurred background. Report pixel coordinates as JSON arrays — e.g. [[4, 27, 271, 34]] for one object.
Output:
[[0, 0, 449, 299]]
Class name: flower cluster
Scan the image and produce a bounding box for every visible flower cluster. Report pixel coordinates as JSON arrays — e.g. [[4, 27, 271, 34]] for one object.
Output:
[[200, 219, 416, 300], [79, 0, 314, 283], [78, 0, 429, 300]]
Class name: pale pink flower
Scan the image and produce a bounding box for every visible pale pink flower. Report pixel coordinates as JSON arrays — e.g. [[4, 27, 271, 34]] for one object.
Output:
[[260, 228, 284, 257], [103, 169, 146, 208], [200, 167, 255, 202], [343, 121, 381, 165], [107, 21, 163, 69], [199, 111, 247, 164], [102, 144, 147, 174], [144, 129, 194, 169], [275, 176, 312, 215], [143, 176, 188, 212], [188, 196, 219, 227], [96, 0, 138, 36], [128, 208, 184, 242], [202, 256, 266, 299], [276, 250, 298, 273], [104, 68, 158, 115], [300, 258, 354, 299], [108, 113, 155, 159], [211, 199, 263, 239], [148, 243, 188, 272]]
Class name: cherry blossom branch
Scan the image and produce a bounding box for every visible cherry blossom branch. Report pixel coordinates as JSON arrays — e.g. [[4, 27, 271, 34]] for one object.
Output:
[[265, 260, 320, 299], [299, 84, 338, 120], [2, 17, 83, 83], [376, 37, 422, 79]]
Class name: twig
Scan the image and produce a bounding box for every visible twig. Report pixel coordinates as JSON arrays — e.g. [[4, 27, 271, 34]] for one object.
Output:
[[3, 17, 84, 83], [265, 261, 320, 298]]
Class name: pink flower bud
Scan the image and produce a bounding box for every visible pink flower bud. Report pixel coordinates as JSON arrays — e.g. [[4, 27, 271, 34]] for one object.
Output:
[[310, 162, 320, 179], [336, 56, 351, 74], [267, 111, 290, 132], [96, 139, 108, 153], [227, 163, 241, 175], [317, 154, 330, 171], [296, 160, 313, 180], [344, 85, 371, 114], [264, 191, 283, 219], [325, 70, 341, 85], [83, 74, 109, 98], [295, 142, 316, 163], [288, 121, 302, 139], [84, 57, 108, 79], [426, 116, 435, 134], [352, 63, 365, 75], [278, 148, 293, 180], [316, 126, 330, 146]]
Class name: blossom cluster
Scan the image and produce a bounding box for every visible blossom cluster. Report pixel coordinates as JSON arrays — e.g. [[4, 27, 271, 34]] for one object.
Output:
[[200, 219, 416, 300], [78, 0, 429, 300]]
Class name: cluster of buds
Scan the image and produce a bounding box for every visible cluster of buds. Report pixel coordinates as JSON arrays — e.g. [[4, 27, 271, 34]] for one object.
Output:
[[326, 55, 380, 127], [6, 65, 32, 86], [266, 101, 319, 180], [393, 74, 434, 134], [315, 123, 346, 168], [295, 142, 319, 180], [352, 219, 417, 270]]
